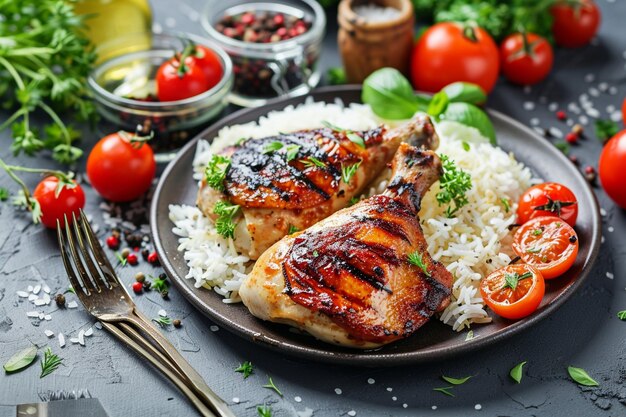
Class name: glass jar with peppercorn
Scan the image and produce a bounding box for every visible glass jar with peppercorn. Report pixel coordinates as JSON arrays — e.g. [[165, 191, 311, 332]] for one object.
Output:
[[202, 0, 326, 107]]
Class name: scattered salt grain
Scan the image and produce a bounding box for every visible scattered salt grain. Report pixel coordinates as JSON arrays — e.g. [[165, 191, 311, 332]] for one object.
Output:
[[607, 272, 614, 280], [70, 338, 80, 344], [589, 87, 600, 97], [43, 285, 51, 294], [386, 387, 393, 392], [585, 108, 600, 118], [584, 74, 595, 83], [523, 101, 535, 111], [43, 293, 51, 305], [158, 309, 167, 317], [335, 388, 342, 395], [44, 330, 54, 337], [34, 299, 47, 306], [84, 328, 93, 337], [602, 236, 605, 244], [33, 284, 41, 295], [26, 311, 39, 318], [609, 86, 618, 95], [600, 208, 607, 216], [94, 322, 103, 329], [530, 118, 540, 126], [548, 127, 563, 138], [38, 313, 44, 320], [367, 378, 375, 384], [28, 294, 37, 302], [548, 102, 558, 112], [475, 404, 482, 410], [232, 397, 240, 404], [402, 404, 408, 409], [608, 226, 614, 233], [599, 82, 609, 92], [16, 291, 29, 298], [432, 406, 437, 410], [347, 411, 356, 417], [78, 329, 85, 346], [353, 4, 401, 22], [392, 396, 397, 401], [294, 396, 302, 403], [44, 315, 51, 321], [579, 115, 589, 125], [67, 301, 78, 309], [58, 333, 66, 348], [27, 285, 33, 292], [209, 325, 219, 332], [611, 111, 622, 122]]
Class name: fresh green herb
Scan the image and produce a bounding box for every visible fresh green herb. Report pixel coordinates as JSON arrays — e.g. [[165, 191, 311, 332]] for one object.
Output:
[[555, 222, 562, 227], [465, 330, 474, 341], [510, 361, 527, 384], [235, 361, 254, 379], [532, 228, 543, 236], [263, 377, 283, 396], [501, 198, 511, 213], [567, 366, 599, 387], [348, 196, 360, 206], [284, 144, 300, 162], [433, 386, 455, 397], [442, 82, 487, 105], [115, 252, 127, 267], [554, 142, 570, 155], [362, 68, 428, 119], [327, 67, 347, 85], [313, 250, 319, 257], [288, 225, 299, 234], [618, 311, 626, 321], [341, 160, 362, 184], [526, 248, 541, 254], [235, 137, 247, 146], [205, 155, 231, 191], [262, 141, 284, 154], [4, 346, 37, 374], [441, 375, 472, 385], [595, 119, 620, 144], [302, 157, 327, 168], [462, 141, 471, 152], [0, 0, 97, 164], [213, 201, 240, 239], [427, 91, 449, 118], [153, 316, 172, 327], [503, 271, 533, 291], [436, 154, 472, 218], [152, 275, 170, 293], [346, 132, 366, 149], [0, 188, 8, 202], [440, 102, 496, 145], [40, 347, 62, 378], [408, 250, 430, 277], [66, 286, 75, 294], [257, 405, 273, 417]]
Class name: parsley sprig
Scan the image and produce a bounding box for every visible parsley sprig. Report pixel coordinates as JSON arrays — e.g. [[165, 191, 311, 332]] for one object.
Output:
[[262, 377, 283, 397], [204, 155, 231, 191], [213, 201, 240, 239], [40, 347, 63, 378], [436, 154, 472, 218], [408, 250, 430, 277], [235, 361, 254, 378]]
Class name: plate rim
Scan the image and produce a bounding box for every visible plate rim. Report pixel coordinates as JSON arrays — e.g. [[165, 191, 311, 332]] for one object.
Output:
[[150, 85, 602, 366]]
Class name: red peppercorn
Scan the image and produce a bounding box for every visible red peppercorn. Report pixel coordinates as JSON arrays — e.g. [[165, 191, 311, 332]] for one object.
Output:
[[565, 132, 578, 144], [584, 165, 595, 174], [240, 12, 255, 25], [127, 253, 138, 265], [276, 27, 287, 37], [106, 235, 120, 250], [273, 13, 284, 25], [556, 110, 567, 121], [148, 252, 159, 265], [132, 282, 143, 293]]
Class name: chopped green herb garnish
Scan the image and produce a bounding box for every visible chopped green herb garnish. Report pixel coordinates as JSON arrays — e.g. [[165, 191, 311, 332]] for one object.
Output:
[[213, 201, 240, 239], [341, 160, 362, 184], [441, 375, 472, 385], [302, 156, 326, 168], [433, 386, 455, 397], [152, 316, 172, 327], [4, 346, 37, 374], [346, 132, 366, 149], [567, 366, 598, 387], [40, 347, 62, 378], [288, 225, 299, 234], [348, 196, 360, 206], [326, 67, 347, 85], [465, 330, 474, 341], [462, 141, 470, 151], [595, 119, 620, 144], [235, 361, 254, 379], [526, 248, 541, 254], [554, 142, 570, 155], [235, 137, 247, 146], [313, 250, 319, 257], [257, 405, 273, 417], [0, 187, 8, 202], [152, 274, 169, 293], [408, 250, 430, 277], [205, 155, 231, 191], [115, 252, 127, 267], [321, 120, 344, 132], [284, 144, 300, 162], [510, 361, 526, 384], [262, 141, 284, 154], [501, 198, 510, 213], [436, 154, 472, 218], [503, 271, 533, 291], [263, 377, 283, 397], [531, 228, 543, 236], [618, 311, 626, 321]]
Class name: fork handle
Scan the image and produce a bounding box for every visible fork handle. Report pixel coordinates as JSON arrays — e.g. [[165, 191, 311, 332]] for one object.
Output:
[[101, 322, 217, 417], [122, 310, 236, 417]]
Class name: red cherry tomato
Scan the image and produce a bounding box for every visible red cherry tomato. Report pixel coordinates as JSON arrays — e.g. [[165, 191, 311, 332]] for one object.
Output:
[[517, 182, 578, 227], [132, 281, 143, 293], [411, 22, 500, 93], [192, 45, 223, 90], [551, 0, 601, 48], [500, 32, 554, 86], [599, 129, 626, 208], [33, 176, 85, 229], [480, 264, 545, 320], [156, 56, 210, 102], [86, 132, 156, 202]]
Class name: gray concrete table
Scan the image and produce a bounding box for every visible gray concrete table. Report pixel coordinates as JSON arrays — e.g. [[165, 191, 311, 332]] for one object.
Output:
[[1, 1, 626, 416]]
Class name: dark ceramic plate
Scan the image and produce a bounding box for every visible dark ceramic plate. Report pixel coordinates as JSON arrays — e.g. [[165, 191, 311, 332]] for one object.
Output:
[[151, 86, 601, 366]]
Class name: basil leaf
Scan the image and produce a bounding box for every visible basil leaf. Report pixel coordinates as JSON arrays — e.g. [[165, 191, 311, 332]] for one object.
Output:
[[510, 361, 526, 384], [443, 82, 487, 105], [441, 102, 497, 145], [441, 375, 472, 385], [362, 68, 425, 120], [617, 310, 626, 320], [428, 91, 449, 118], [567, 366, 599, 387], [4, 346, 37, 373]]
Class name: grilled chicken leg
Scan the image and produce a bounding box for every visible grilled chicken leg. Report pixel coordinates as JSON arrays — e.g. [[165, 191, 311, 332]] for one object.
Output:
[[197, 114, 439, 260], [239, 143, 453, 348]]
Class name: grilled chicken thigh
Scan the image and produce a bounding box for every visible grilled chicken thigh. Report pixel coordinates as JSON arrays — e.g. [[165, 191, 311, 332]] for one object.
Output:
[[197, 114, 439, 260], [239, 143, 453, 348]]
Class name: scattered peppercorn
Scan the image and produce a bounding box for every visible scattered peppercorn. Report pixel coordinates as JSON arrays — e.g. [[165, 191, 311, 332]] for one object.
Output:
[[127, 253, 138, 265], [106, 235, 120, 250], [132, 282, 143, 293], [143, 281, 152, 290], [584, 165, 596, 174], [173, 319, 182, 328], [161, 290, 169, 299], [584, 165, 597, 184], [125, 232, 142, 247], [147, 252, 159, 265], [556, 110, 567, 121], [215, 11, 311, 43], [572, 124, 584, 136], [159, 273, 167, 280], [569, 155, 579, 165], [565, 132, 578, 144], [121, 248, 131, 259], [54, 294, 66, 308], [141, 248, 150, 260], [135, 272, 145, 283], [111, 227, 121, 238]]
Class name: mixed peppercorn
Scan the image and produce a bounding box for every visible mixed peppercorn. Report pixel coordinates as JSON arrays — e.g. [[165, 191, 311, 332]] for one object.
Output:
[[215, 11, 311, 43]]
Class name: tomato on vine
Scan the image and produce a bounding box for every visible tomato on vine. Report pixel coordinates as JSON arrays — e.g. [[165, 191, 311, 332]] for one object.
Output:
[[192, 45, 223, 90], [500, 32, 554, 86], [33, 176, 85, 228], [551, 0, 601, 48], [156, 49, 210, 102], [517, 182, 578, 227]]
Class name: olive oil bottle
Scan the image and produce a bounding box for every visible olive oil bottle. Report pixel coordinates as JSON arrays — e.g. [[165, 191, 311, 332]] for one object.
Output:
[[74, 0, 153, 63]]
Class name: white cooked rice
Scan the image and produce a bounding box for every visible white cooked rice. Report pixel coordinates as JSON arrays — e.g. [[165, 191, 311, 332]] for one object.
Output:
[[169, 100, 534, 330]]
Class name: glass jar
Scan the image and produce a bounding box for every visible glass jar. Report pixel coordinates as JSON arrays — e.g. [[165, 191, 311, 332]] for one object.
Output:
[[201, 0, 326, 107]]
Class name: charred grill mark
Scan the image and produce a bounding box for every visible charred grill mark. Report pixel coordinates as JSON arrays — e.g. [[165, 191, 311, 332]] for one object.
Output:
[[340, 261, 393, 294], [352, 214, 412, 243]]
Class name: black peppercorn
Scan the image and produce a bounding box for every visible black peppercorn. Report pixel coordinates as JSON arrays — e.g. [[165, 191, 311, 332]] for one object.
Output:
[[55, 294, 66, 308]]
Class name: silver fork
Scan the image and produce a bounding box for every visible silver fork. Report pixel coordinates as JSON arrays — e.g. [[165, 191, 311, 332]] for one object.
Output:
[[57, 210, 235, 417]]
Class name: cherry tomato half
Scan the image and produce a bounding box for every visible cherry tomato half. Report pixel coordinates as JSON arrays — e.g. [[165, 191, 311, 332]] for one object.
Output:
[[86, 132, 156, 202], [193, 45, 223, 90], [551, 0, 601, 48], [411, 22, 500, 93], [513, 216, 579, 279], [500, 32, 554, 86], [33, 176, 85, 229], [156, 56, 210, 102], [599, 129, 626, 209], [480, 264, 545, 320], [517, 182, 578, 227]]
